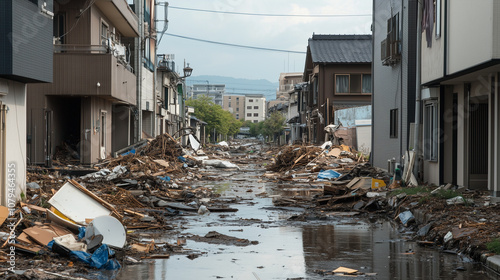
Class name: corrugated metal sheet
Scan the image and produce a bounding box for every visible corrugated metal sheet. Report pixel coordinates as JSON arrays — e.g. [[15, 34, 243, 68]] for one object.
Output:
[[309, 35, 372, 64]]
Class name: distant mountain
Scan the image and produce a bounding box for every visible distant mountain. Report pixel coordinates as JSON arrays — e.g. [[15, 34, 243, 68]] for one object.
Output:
[[186, 75, 279, 101]]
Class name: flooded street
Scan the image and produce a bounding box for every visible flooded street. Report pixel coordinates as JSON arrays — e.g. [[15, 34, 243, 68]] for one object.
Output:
[[117, 162, 497, 280]]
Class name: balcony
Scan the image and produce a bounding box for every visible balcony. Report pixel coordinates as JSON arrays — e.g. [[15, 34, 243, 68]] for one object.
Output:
[[94, 0, 139, 37], [30, 45, 136, 105]]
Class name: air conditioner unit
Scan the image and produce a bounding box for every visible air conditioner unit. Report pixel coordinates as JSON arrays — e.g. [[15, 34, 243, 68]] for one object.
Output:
[[381, 39, 389, 61], [114, 44, 126, 59]]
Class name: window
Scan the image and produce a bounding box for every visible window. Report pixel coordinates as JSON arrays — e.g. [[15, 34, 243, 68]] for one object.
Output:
[[228, 102, 231, 107], [53, 13, 65, 44], [236, 108, 239, 112], [228, 97, 231, 100], [236, 97, 239, 101], [254, 106, 259, 109], [101, 22, 109, 47], [247, 106, 252, 109], [253, 120, 258, 123], [247, 113, 251, 117], [390, 109, 398, 138], [335, 74, 371, 94], [253, 113, 258, 117], [435, 0, 441, 38], [362, 74, 372, 93], [164, 87, 169, 109], [236, 114, 239, 119], [313, 78, 318, 105], [424, 102, 438, 161], [249, 99, 253, 102]]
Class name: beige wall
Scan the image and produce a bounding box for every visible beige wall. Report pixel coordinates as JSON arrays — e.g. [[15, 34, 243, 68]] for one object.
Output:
[[0, 79, 27, 205], [142, 67, 154, 111], [421, 0, 445, 84], [223, 95, 245, 120], [448, 0, 494, 74]]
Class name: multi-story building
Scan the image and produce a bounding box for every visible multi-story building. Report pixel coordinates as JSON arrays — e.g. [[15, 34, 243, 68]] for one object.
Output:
[[189, 84, 225, 106], [1, 0, 54, 204], [302, 34, 372, 143], [277, 72, 303, 100], [245, 94, 266, 123], [222, 95, 245, 120], [419, 0, 500, 194], [371, 0, 418, 172], [27, 0, 139, 165]]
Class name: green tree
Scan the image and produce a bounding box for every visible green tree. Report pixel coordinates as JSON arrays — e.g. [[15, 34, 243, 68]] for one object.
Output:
[[186, 95, 241, 142], [262, 111, 286, 142]]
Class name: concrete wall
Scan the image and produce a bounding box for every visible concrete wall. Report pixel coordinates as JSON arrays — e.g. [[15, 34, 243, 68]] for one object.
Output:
[[356, 123, 371, 154], [372, 0, 405, 168], [0, 79, 26, 205]]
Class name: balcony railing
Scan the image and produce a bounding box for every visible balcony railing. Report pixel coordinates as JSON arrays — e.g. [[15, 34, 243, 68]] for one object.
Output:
[[54, 44, 108, 53], [54, 42, 133, 73]]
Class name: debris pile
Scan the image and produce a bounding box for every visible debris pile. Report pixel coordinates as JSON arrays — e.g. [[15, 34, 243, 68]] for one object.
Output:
[[267, 146, 322, 172]]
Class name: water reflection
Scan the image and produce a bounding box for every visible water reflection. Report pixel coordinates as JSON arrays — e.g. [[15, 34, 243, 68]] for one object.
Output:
[[118, 220, 493, 280], [301, 222, 491, 280]]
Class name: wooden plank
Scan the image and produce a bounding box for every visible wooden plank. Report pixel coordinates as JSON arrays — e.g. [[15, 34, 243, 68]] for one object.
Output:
[[153, 159, 170, 168], [333, 267, 358, 274]]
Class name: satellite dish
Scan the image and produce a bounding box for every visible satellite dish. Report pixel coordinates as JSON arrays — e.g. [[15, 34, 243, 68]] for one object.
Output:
[[85, 216, 126, 249]]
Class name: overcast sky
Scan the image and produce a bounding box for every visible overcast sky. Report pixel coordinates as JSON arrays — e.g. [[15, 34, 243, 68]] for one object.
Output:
[[157, 0, 372, 83]]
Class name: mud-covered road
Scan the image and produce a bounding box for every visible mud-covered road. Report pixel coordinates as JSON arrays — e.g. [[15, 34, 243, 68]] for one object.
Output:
[[117, 157, 496, 280]]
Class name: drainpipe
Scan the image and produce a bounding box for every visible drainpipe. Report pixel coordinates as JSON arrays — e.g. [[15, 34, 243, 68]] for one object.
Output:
[[413, 0, 423, 178], [135, 0, 143, 143], [152, 1, 158, 137]]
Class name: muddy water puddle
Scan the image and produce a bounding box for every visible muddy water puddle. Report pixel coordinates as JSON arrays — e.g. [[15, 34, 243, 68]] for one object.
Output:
[[118, 165, 499, 280]]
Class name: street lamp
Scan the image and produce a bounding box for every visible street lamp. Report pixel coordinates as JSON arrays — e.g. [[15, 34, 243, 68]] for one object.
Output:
[[182, 63, 193, 78], [178, 62, 193, 146]]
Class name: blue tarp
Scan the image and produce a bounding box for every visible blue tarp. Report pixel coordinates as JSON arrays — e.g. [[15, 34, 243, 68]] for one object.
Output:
[[121, 149, 136, 156], [70, 244, 121, 270], [317, 170, 341, 180], [49, 238, 120, 270]]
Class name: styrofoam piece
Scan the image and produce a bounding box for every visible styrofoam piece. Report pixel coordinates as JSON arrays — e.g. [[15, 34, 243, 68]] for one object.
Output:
[[85, 215, 126, 249], [189, 134, 200, 151], [48, 181, 112, 224]]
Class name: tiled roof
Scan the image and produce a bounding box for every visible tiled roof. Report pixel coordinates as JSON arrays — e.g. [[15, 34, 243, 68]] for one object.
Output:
[[309, 34, 372, 63]]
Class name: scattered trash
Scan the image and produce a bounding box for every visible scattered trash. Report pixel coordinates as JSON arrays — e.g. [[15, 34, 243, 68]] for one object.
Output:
[[444, 231, 453, 243], [333, 266, 358, 275], [85, 216, 126, 249], [48, 180, 116, 224], [399, 211, 415, 226], [198, 205, 210, 215], [446, 196, 473, 205], [202, 159, 240, 169], [317, 169, 341, 180]]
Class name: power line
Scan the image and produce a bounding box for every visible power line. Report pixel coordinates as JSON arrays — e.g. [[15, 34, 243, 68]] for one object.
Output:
[[166, 33, 306, 54], [169, 6, 371, 18]]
